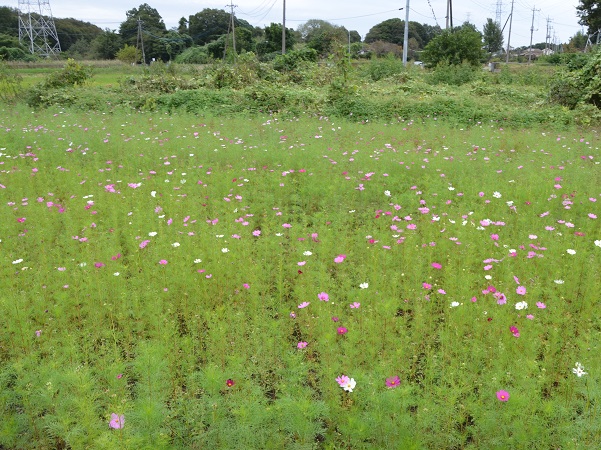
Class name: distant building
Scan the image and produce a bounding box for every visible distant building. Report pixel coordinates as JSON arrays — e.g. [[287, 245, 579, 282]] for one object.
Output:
[[519, 48, 544, 59]]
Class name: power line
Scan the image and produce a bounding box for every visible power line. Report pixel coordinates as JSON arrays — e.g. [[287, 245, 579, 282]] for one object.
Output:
[[284, 8, 404, 23]]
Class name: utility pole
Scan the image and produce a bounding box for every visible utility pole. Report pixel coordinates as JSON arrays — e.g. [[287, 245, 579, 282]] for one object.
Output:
[[505, 0, 514, 63], [223, 3, 237, 62], [402, 0, 410, 65], [528, 6, 540, 63], [282, 0, 286, 54], [136, 17, 146, 64], [446, 0, 453, 29], [545, 17, 551, 52]]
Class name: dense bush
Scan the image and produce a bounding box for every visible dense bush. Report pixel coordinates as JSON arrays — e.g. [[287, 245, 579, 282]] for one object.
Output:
[[363, 55, 407, 81], [175, 46, 211, 64], [25, 58, 92, 107], [548, 48, 601, 109], [427, 62, 481, 86], [273, 47, 318, 72], [0, 60, 22, 101], [421, 25, 485, 68]]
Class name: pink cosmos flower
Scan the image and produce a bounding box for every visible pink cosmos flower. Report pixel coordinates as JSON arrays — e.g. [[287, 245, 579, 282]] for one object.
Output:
[[490, 234, 499, 241], [243, 283, 250, 289], [297, 341, 308, 349], [139, 240, 150, 249], [536, 302, 546, 309], [298, 302, 310, 309], [509, 326, 520, 337], [17, 217, 26, 223], [318, 292, 329, 302], [282, 223, 292, 228], [334, 254, 347, 263], [386, 376, 401, 388], [337, 327, 348, 335], [252, 230, 261, 236], [94, 262, 105, 269], [516, 286, 526, 295], [422, 282, 432, 290], [431, 262, 442, 269], [331, 316, 339, 322], [350, 302, 360, 308], [496, 390, 510, 402], [159, 260, 168, 265], [109, 413, 124, 429], [336, 375, 350, 386], [495, 293, 507, 305]]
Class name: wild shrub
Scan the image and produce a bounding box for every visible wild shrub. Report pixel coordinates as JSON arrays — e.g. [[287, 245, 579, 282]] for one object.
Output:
[[273, 47, 318, 72], [25, 58, 92, 107], [363, 55, 407, 82], [175, 46, 211, 64], [548, 48, 601, 109], [0, 60, 22, 102], [427, 62, 481, 86]]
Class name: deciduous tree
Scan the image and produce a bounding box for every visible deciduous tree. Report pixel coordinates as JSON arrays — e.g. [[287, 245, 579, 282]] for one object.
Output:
[[483, 18, 503, 53]]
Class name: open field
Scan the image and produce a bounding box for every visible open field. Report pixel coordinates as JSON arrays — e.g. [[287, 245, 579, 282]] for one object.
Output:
[[1, 103, 600, 448]]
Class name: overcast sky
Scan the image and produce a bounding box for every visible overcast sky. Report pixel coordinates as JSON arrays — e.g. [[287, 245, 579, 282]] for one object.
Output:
[[38, 0, 584, 48]]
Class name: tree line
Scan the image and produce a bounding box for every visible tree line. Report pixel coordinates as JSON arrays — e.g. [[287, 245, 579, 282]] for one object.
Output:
[[0, 2, 593, 64]]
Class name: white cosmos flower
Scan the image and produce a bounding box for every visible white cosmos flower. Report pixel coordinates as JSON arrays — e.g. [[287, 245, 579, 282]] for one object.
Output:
[[450, 301, 460, 308], [221, 248, 229, 253], [554, 279, 564, 284], [148, 231, 157, 237], [194, 259, 202, 264], [566, 249, 576, 255], [303, 251, 313, 256], [384, 190, 391, 197], [150, 191, 156, 197], [572, 362, 587, 377], [492, 191, 502, 198], [515, 301, 528, 310], [359, 282, 369, 289], [343, 378, 356, 392], [595, 240, 601, 248], [172, 242, 180, 247], [114, 272, 120, 276], [12, 258, 23, 264]]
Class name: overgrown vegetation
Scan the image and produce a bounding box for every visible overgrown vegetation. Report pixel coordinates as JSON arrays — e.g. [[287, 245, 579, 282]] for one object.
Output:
[[9, 52, 598, 127]]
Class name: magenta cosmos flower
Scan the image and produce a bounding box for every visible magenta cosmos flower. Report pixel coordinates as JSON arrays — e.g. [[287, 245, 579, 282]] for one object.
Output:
[[334, 254, 347, 263], [337, 327, 348, 335], [496, 390, 510, 402], [318, 292, 329, 302], [386, 376, 401, 388], [109, 413, 124, 429]]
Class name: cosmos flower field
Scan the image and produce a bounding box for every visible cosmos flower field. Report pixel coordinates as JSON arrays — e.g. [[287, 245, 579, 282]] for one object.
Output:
[[1, 107, 600, 449]]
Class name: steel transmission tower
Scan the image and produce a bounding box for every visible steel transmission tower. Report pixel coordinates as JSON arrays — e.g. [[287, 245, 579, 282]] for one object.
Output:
[[18, 0, 61, 57], [495, 1, 503, 25]]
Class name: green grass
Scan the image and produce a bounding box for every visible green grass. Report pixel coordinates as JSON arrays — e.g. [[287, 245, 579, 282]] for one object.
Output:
[[0, 104, 600, 449]]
